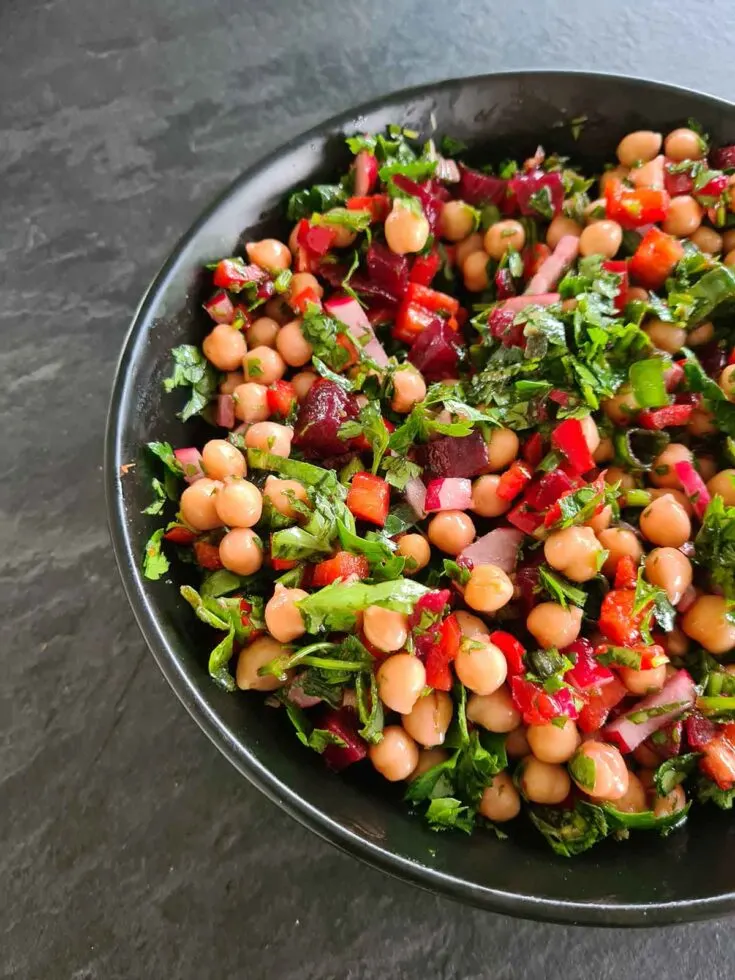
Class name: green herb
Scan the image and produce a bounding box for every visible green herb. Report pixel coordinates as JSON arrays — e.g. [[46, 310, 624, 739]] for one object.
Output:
[[570, 115, 587, 141], [379, 159, 437, 183], [380, 456, 423, 491], [339, 401, 390, 474], [628, 358, 668, 409], [442, 559, 471, 586], [146, 441, 183, 476], [201, 569, 249, 598], [553, 482, 619, 529], [697, 775, 735, 810], [311, 208, 372, 232], [142, 528, 169, 581], [601, 801, 690, 838], [424, 797, 475, 833], [299, 305, 351, 371], [283, 702, 347, 754], [440, 135, 468, 157], [654, 754, 699, 797], [355, 672, 385, 744], [180, 586, 264, 690], [626, 701, 689, 724], [383, 503, 418, 537], [529, 802, 609, 857], [695, 494, 735, 605], [336, 521, 405, 581], [286, 183, 347, 221], [568, 751, 596, 792], [696, 695, 735, 720], [296, 578, 428, 634], [163, 345, 221, 421], [142, 478, 167, 516], [633, 567, 676, 641], [537, 565, 588, 608], [528, 185, 554, 220]]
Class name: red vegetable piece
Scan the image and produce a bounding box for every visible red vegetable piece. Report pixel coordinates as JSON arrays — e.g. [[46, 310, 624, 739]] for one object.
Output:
[[297, 222, 337, 257], [685, 711, 719, 750], [522, 432, 545, 468], [420, 430, 489, 479], [393, 301, 440, 344], [509, 170, 564, 218], [203, 290, 235, 324], [629, 227, 684, 290], [563, 638, 614, 692], [213, 258, 267, 291], [346, 472, 390, 526], [523, 468, 576, 512], [700, 725, 735, 790], [614, 555, 638, 591], [407, 319, 461, 381], [637, 404, 693, 429], [193, 541, 223, 570], [598, 589, 641, 646], [496, 461, 533, 501], [425, 614, 462, 691], [312, 551, 370, 586], [604, 179, 670, 229], [488, 306, 525, 348], [507, 503, 545, 536], [551, 418, 595, 475], [524, 243, 552, 280], [577, 677, 628, 734], [163, 525, 198, 545], [405, 281, 460, 315], [266, 380, 297, 419], [347, 194, 390, 223], [409, 589, 452, 630], [489, 630, 526, 676], [410, 249, 441, 286], [602, 259, 629, 312], [318, 708, 369, 771], [457, 163, 507, 206], [352, 150, 378, 196], [293, 379, 359, 459]]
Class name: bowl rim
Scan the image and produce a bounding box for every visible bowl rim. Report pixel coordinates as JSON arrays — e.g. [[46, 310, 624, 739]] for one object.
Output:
[[105, 68, 735, 926]]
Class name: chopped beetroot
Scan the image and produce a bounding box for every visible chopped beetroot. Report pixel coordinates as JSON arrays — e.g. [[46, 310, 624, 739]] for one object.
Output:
[[695, 340, 727, 378], [509, 170, 564, 218], [293, 378, 359, 459], [685, 711, 718, 750], [317, 708, 368, 771], [495, 266, 517, 300], [365, 242, 410, 300], [641, 718, 683, 761], [664, 162, 693, 196], [457, 163, 507, 206], [563, 638, 614, 691], [523, 468, 576, 511], [407, 318, 461, 381], [419, 429, 489, 478], [710, 145, 735, 170], [391, 175, 444, 232]]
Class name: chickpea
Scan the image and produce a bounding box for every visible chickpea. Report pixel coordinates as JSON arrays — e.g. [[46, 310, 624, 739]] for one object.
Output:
[[291, 371, 317, 402], [264, 295, 292, 325], [401, 691, 453, 747], [427, 511, 475, 555], [519, 756, 571, 805], [201, 439, 246, 481], [597, 527, 644, 578], [644, 318, 687, 354], [594, 437, 615, 464], [273, 319, 312, 368], [689, 407, 717, 436], [691, 225, 722, 254], [214, 479, 263, 529], [586, 504, 613, 535], [619, 664, 667, 696], [645, 547, 693, 603], [466, 685, 520, 733], [462, 249, 490, 291], [246, 238, 292, 271], [617, 130, 662, 167], [369, 726, 419, 782], [262, 476, 308, 521], [376, 654, 426, 714], [505, 725, 530, 758], [626, 286, 649, 304], [469, 474, 510, 519], [720, 364, 735, 403], [639, 494, 691, 548], [220, 370, 244, 394], [602, 386, 639, 425], [410, 748, 449, 780], [629, 157, 665, 190], [455, 231, 485, 269], [544, 525, 603, 583], [233, 382, 269, 423], [527, 602, 583, 650], [546, 215, 582, 249], [609, 772, 648, 813], [439, 200, 476, 241], [652, 784, 687, 819], [384, 200, 430, 255], [391, 366, 427, 414], [578, 414, 601, 455], [396, 534, 431, 574], [650, 443, 692, 488], [579, 220, 623, 259], [264, 585, 308, 643], [664, 128, 706, 162], [236, 636, 291, 692], [464, 564, 514, 614], [245, 421, 293, 458], [633, 743, 661, 768], [246, 316, 280, 349], [483, 219, 525, 261], [179, 478, 222, 532], [486, 427, 520, 472], [454, 638, 507, 696], [527, 718, 581, 765], [479, 772, 521, 822], [219, 527, 263, 576], [244, 346, 286, 386], [455, 610, 490, 640], [599, 166, 629, 194], [202, 324, 247, 371], [707, 469, 735, 505], [724, 229, 735, 253], [288, 272, 323, 303], [682, 595, 735, 655], [725, 249, 735, 268], [667, 627, 690, 657], [570, 741, 629, 801], [662, 195, 703, 237], [604, 466, 637, 491], [363, 605, 409, 654]]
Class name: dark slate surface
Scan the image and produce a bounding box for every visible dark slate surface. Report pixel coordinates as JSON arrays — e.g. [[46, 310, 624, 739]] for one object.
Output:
[[2, 0, 735, 976]]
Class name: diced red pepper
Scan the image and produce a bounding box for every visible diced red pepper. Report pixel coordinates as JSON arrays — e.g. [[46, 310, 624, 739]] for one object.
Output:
[[522, 432, 545, 468], [604, 179, 670, 229], [564, 638, 614, 691], [629, 227, 685, 290], [637, 404, 693, 429], [193, 541, 223, 570], [213, 258, 266, 291], [577, 677, 628, 734], [602, 259, 629, 312], [728, 347, 735, 367], [490, 630, 526, 676], [700, 723, 735, 791], [290, 286, 321, 314], [410, 248, 441, 286], [405, 282, 460, 315], [268, 534, 299, 571], [595, 642, 668, 670], [507, 502, 545, 535], [425, 613, 462, 691], [266, 380, 297, 419], [347, 194, 390, 223], [297, 222, 337, 257], [511, 676, 579, 726], [346, 472, 390, 526], [598, 589, 642, 646], [393, 301, 440, 344], [614, 555, 638, 591], [551, 418, 595, 475], [496, 460, 533, 501], [664, 361, 685, 392], [694, 173, 729, 205], [312, 551, 370, 586], [163, 525, 198, 545]]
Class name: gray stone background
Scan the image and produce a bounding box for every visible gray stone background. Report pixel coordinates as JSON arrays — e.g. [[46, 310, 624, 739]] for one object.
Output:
[[3, 0, 735, 976]]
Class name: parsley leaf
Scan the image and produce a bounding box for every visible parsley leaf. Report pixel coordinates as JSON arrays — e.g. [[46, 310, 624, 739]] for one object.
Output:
[[283, 702, 347, 753], [142, 528, 169, 581], [339, 401, 390, 474], [286, 183, 347, 221], [529, 802, 609, 857], [694, 495, 735, 607], [537, 565, 587, 608], [296, 579, 429, 634], [633, 567, 677, 641], [424, 797, 475, 833], [163, 345, 221, 421], [311, 208, 372, 233], [697, 775, 735, 809], [355, 671, 385, 744], [654, 754, 699, 797], [380, 455, 423, 491]]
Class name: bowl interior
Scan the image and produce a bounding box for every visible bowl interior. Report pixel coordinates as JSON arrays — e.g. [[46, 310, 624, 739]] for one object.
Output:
[[107, 71, 735, 925]]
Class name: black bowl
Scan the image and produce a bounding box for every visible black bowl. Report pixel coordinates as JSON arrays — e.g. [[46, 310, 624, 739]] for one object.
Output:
[[106, 71, 735, 925]]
